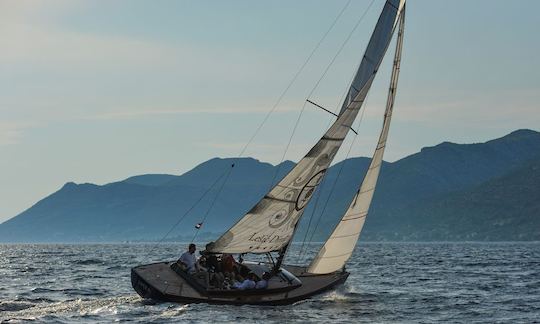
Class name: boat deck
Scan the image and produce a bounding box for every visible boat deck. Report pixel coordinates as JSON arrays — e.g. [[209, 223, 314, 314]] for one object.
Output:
[[131, 261, 348, 305]]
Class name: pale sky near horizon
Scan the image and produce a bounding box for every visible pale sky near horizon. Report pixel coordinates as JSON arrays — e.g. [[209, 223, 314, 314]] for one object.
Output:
[[1, 0, 539, 222]]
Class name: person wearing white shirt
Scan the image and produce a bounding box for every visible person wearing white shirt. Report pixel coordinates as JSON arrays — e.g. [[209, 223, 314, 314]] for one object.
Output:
[[178, 243, 198, 274]]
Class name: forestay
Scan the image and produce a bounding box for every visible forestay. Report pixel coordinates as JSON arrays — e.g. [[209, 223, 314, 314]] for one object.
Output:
[[308, 3, 406, 274], [207, 0, 405, 254]]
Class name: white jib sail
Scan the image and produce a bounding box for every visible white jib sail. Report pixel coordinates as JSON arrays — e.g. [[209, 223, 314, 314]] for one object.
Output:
[[308, 3, 405, 274], [207, 0, 405, 254]]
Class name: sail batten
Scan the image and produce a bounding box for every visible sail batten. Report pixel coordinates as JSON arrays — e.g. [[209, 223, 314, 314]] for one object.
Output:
[[308, 3, 406, 274], [207, 0, 405, 255]]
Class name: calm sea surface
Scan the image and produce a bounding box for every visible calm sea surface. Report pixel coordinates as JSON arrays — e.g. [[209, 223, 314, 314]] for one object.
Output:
[[0, 242, 539, 323]]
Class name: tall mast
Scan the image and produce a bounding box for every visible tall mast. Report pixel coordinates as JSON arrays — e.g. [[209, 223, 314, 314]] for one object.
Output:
[[206, 0, 405, 256], [307, 3, 406, 274]]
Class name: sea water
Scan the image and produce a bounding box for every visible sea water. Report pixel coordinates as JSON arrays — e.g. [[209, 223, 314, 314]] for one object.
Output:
[[0, 242, 539, 323]]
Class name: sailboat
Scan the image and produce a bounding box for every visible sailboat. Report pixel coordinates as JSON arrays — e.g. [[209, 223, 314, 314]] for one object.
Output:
[[132, 0, 406, 305]]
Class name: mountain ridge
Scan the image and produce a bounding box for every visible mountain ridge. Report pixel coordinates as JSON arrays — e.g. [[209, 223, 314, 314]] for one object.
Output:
[[1, 129, 539, 243]]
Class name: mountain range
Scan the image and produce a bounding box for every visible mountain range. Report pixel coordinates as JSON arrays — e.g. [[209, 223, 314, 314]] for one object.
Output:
[[1, 129, 539, 243]]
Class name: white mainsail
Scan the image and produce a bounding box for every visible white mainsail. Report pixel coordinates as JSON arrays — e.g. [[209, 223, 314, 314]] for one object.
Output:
[[207, 0, 405, 254], [307, 4, 406, 274]]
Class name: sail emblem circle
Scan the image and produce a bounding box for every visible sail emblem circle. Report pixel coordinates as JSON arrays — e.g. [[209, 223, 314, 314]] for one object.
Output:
[[268, 206, 293, 228], [295, 169, 326, 211]]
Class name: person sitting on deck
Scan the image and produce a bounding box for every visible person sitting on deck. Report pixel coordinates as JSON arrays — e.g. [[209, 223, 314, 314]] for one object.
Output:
[[199, 243, 226, 289], [178, 243, 198, 274], [177, 244, 211, 287], [232, 272, 256, 290], [255, 272, 270, 289], [221, 253, 236, 274], [206, 253, 221, 272], [200, 254, 225, 289]]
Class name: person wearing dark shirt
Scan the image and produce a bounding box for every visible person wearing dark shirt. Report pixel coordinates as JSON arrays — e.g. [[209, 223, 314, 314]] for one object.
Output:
[[222, 253, 236, 274]]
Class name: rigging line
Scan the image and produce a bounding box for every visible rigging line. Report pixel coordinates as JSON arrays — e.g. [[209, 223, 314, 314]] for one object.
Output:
[[297, 40, 366, 261], [295, 53, 361, 255], [297, 103, 367, 262], [157, 0, 353, 248], [268, 99, 308, 189], [152, 168, 230, 248], [301, 91, 371, 262], [237, 0, 352, 159], [191, 164, 235, 243], [322, 41, 363, 133], [306, 97, 368, 246], [148, 1, 364, 254], [306, 0, 376, 102], [335, 55, 363, 114], [302, 8, 406, 262], [269, 0, 376, 189], [296, 171, 326, 259], [216, 0, 354, 205], [307, 99, 339, 118]]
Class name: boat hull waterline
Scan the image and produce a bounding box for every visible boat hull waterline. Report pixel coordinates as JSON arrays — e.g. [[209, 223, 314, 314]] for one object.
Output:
[[131, 262, 349, 306]]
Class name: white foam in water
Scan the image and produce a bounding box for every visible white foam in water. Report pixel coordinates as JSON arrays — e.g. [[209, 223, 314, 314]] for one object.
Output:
[[1, 295, 141, 321], [1, 295, 193, 323], [155, 304, 189, 318], [320, 285, 351, 302]]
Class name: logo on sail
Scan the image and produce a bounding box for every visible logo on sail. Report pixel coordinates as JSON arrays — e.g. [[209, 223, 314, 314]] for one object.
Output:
[[295, 169, 326, 211]]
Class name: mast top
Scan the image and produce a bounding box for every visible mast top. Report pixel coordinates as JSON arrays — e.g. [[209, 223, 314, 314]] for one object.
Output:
[[207, 0, 406, 255]]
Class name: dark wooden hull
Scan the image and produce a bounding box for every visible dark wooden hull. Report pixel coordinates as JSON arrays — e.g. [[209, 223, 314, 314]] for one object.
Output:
[[131, 262, 349, 306]]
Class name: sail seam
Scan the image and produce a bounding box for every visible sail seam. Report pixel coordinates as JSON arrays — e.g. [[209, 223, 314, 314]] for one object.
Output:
[[342, 214, 367, 221], [275, 184, 301, 190], [330, 231, 361, 239], [387, 1, 399, 10], [359, 187, 375, 195], [322, 136, 345, 142], [264, 195, 296, 204], [345, 211, 368, 217], [363, 54, 375, 65], [318, 251, 353, 259], [368, 163, 382, 170]]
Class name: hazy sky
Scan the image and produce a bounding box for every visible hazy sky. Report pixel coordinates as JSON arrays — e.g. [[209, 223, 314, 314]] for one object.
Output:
[[1, 0, 539, 222]]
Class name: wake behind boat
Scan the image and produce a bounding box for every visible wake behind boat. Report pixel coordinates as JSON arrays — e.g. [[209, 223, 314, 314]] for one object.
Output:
[[132, 0, 406, 305]]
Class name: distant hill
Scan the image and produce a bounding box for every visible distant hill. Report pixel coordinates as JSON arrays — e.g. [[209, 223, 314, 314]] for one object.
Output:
[[0, 158, 296, 242], [1, 129, 539, 243], [374, 157, 540, 241], [300, 129, 540, 241]]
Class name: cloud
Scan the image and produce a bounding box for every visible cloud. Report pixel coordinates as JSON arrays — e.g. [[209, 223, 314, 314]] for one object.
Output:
[[0, 3, 301, 125], [0, 0, 77, 22], [0, 1, 284, 77], [0, 1, 178, 67], [0, 122, 35, 146], [388, 89, 540, 128], [0, 23, 177, 68], [76, 104, 302, 121]]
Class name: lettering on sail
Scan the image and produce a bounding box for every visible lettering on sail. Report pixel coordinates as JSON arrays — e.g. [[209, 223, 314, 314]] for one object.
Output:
[[248, 232, 290, 244]]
